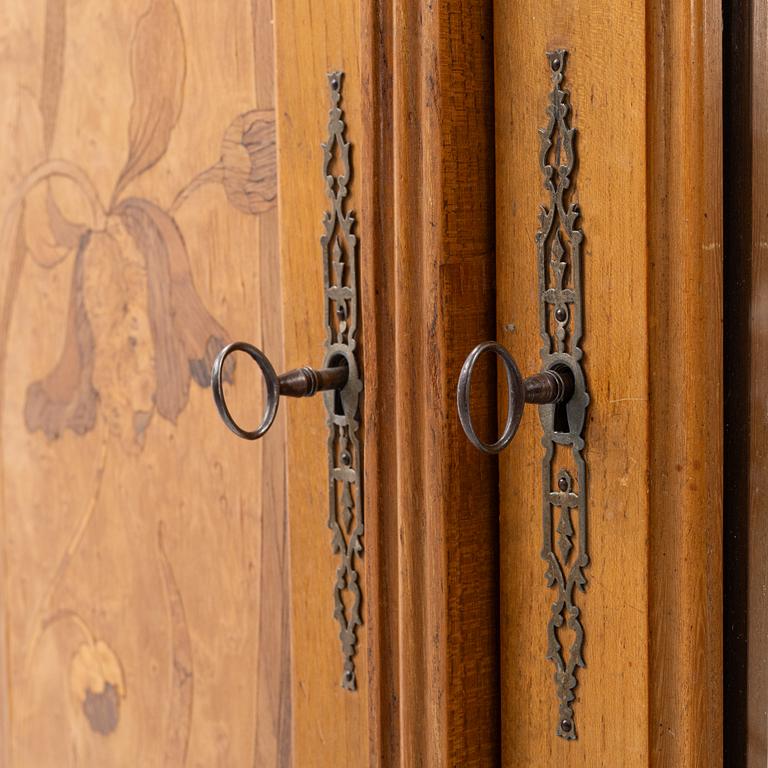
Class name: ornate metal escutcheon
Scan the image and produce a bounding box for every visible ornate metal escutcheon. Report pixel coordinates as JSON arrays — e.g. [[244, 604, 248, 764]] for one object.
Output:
[[457, 49, 589, 740], [210, 72, 363, 691], [321, 71, 364, 691]]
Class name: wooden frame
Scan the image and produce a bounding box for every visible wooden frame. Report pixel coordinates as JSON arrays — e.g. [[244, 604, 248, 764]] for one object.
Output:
[[361, 1, 500, 765]]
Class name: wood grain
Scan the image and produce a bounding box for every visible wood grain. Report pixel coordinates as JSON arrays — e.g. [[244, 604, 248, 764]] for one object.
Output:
[[361, 1, 499, 765], [273, 2, 369, 766], [647, 1, 723, 765], [251, 4, 292, 766], [495, 0, 722, 765], [723, 0, 768, 764], [0, 2, 291, 766]]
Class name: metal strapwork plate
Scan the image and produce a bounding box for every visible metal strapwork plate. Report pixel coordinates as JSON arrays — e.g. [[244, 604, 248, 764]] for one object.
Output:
[[320, 72, 364, 691], [535, 50, 590, 740]]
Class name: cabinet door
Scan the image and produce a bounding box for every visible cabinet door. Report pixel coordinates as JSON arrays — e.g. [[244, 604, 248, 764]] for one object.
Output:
[[1, 2, 727, 767], [0, 0, 499, 760]]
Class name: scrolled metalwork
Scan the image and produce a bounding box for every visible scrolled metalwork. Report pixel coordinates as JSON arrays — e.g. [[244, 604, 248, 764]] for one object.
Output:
[[321, 71, 364, 691], [536, 49, 590, 741]]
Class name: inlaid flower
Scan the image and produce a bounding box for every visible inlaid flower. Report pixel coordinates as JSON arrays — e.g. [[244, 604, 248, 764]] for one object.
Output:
[[220, 109, 277, 215], [23, 201, 231, 449], [17, 0, 236, 448], [69, 639, 126, 736]]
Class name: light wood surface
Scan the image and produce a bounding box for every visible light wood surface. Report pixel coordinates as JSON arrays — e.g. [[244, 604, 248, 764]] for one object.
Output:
[[0, 1, 291, 765], [361, 1, 500, 765], [495, 1, 722, 765], [273, 2, 369, 766]]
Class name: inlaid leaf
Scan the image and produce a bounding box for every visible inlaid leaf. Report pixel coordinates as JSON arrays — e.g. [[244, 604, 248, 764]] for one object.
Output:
[[24, 232, 98, 439], [157, 522, 193, 766], [113, 0, 186, 201], [40, 0, 67, 153]]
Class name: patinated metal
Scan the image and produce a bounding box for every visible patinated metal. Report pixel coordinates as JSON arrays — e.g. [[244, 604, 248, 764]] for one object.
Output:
[[321, 71, 364, 691], [457, 341, 526, 454], [456, 343, 573, 454], [211, 340, 349, 438], [525, 367, 573, 405], [537, 49, 589, 740], [278, 364, 348, 398], [211, 340, 282, 440]]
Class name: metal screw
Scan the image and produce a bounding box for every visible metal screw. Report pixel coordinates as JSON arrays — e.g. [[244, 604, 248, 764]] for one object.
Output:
[[552, 57, 561, 71], [341, 451, 352, 466], [555, 306, 567, 322], [558, 476, 569, 492], [331, 77, 339, 90], [560, 719, 572, 732]]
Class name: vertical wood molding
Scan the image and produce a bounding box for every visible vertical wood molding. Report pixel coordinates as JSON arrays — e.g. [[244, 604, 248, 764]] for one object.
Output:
[[723, 0, 768, 763], [745, 2, 768, 764], [361, 1, 500, 765], [647, 0, 723, 765], [274, 2, 368, 765], [251, 3, 292, 766]]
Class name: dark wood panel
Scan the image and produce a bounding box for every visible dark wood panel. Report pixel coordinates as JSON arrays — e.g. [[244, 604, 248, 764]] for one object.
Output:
[[361, 0, 500, 764], [724, 0, 768, 765]]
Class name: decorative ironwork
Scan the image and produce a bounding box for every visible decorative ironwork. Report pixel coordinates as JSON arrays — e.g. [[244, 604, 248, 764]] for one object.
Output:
[[321, 71, 364, 691], [536, 49, 590, 740]]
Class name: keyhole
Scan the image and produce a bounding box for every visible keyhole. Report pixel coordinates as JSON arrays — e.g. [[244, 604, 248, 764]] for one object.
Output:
[[552, 364, 572, 434], [328, 355, 349, 417], [334, 388, 344, 417], [554, 399, 570, 434]]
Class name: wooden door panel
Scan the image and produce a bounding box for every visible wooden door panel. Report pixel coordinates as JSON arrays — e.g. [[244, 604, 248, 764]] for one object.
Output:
[[0, 2, 290, 765], [274, 2, 369, 766], [495, 1, 722, 765], [496, 5, 649, 762], [360, 1, 500, 764]]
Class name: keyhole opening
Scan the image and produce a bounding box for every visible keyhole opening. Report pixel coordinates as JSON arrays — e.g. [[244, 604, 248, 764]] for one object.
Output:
[[328, 355, 350, 417], [552, 364, 573, 434]]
